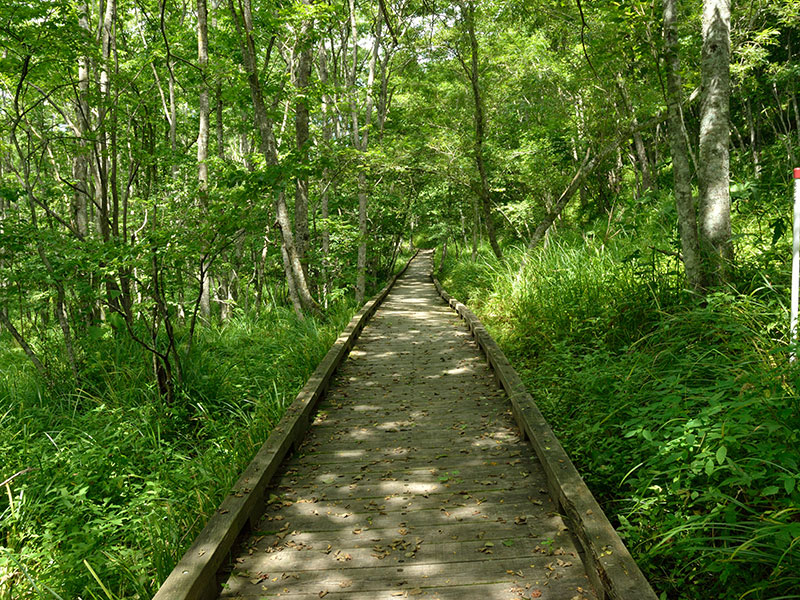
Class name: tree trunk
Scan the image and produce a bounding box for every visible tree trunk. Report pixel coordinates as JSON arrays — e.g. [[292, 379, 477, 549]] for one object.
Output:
[[697, 0, 732, 284], [318, 40, 333, 308], [471, 193, 479, 261], [197, 0, 212, 319], [228, 0, 319, 315], [349, 0, 381, 304], [462, 1, 502, 260], [744, 99, 760, 179], [356, 173, 368, 303], [0, 309, 48, 381], [72, 0, 91, 240], [663, 0, 703, 290], [294, 8, 313, 272]]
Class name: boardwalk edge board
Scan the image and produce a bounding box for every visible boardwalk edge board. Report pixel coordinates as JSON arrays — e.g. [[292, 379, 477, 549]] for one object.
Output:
[[152, 252, 418, 600], [431, 273, 658, 600]]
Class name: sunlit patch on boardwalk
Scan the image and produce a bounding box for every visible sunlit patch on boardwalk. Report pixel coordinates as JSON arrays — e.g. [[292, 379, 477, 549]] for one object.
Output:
[[219, 252, 595, 600]]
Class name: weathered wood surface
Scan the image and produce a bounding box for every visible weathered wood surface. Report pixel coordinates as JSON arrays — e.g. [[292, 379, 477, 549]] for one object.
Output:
[[432, 266, 658, 600], [152, 254, 416, 600], [218, 251, 597, 600]]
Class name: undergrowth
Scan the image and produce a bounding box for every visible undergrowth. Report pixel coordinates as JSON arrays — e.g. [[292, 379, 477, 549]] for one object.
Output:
[[0, 301, 356, 599], [441, 240, 800, 600]]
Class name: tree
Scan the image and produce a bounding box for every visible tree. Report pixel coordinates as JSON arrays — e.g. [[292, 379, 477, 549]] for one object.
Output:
[[697, 0, 732, 284], [663, 0, 702, 290], [457, 0, 502, 260]]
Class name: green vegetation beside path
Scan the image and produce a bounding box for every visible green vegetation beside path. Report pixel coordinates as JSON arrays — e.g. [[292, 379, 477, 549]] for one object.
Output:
[[0, 301, 359, 599], [440, 242, 800, 600]]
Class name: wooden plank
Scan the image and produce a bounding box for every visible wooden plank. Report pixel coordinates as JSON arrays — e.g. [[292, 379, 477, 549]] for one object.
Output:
[[233, 536, 559, 572], [220, 554, 593, 597], [254, 493, 557, 523], [246, 517, 559, 544], [220, 580, 593, 600], [431, 276, 658, 600], [151, 254, 418, 600]]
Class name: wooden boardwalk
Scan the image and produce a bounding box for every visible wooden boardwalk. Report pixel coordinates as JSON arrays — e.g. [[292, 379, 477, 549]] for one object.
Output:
[[218, 252, 596, 600]]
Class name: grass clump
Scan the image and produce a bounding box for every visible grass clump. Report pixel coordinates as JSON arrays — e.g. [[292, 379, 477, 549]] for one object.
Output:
[[441, 241, 800, 600], [0, 301, 356, 600]]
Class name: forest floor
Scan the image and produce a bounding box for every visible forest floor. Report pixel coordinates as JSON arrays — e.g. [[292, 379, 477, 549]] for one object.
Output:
[[217, 251, 596, 600]]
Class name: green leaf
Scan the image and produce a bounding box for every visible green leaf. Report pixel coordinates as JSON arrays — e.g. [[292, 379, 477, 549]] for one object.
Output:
[[784, 478, 796, 495], [763, 486, 780, 496], [715, 446, 727, 465]]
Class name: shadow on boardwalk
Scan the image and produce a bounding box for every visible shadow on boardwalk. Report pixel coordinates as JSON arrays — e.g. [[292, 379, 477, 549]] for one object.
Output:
[[219, 251, 595, 600]]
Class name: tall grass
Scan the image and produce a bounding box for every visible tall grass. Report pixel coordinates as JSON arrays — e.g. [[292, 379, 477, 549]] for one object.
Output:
[[442, 240, 800, 600], [0, 301, 356, 600]]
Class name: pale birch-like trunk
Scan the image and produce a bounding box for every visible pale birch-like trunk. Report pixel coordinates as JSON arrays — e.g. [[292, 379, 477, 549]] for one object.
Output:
[[318, 41, 333, 307], [197, 0, 212, 319], [72, 0, 91, 240], [294, 8, 313, 271], [663, 0, 703, 290], [697, 0, 733, 284]]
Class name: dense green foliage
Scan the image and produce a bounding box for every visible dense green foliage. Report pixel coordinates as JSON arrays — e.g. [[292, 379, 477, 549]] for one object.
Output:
[[440, 233, 800, 600], [0, 301, 359, 598]]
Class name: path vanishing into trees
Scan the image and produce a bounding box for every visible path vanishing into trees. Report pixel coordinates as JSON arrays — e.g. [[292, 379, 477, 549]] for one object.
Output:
[[155, 250, 656, 600], [216, 251, 595, 600]]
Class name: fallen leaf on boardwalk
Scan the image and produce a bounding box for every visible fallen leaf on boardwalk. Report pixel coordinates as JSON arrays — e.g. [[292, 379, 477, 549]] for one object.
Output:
[[318, 591, 328, 598], [530, 591, 542, 598], [556, 559, 573, 567]]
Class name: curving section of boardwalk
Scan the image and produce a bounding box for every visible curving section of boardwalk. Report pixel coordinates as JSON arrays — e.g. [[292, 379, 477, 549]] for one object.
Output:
[[218, 251, 600, 600]]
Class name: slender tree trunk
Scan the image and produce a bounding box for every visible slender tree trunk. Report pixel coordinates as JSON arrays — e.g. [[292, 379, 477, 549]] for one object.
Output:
[[197, 0, 210, 194], [95, 0, 116, 242], [616, 75, 652, 194], [0, 309, 48, 380], [72, 0, 91, 240], [318, 41, 333, 308], [356, 174, 368, 302], [744, 99, 760, 179], [197, 0, 212, 319], [350, 0, 381, 304], [471, 194, 479, 261], [168, 61, 177, 174], [663, 0, 703, 290], [462, 1, 502, 260], [228, 0, 319, 315], [213, 0, 225, 160], [294, 8, 313, 272], [697, 0, 733, 284]]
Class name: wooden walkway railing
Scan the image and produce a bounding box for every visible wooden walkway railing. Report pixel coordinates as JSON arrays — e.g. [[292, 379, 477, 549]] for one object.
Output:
[[153, 250, 657, 600]]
